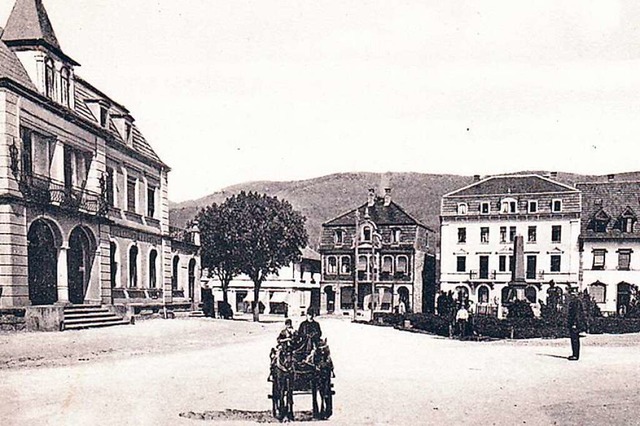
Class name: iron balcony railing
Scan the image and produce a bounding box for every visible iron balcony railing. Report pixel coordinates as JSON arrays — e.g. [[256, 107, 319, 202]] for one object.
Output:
[[469, 270, 497, 280], [19, 173, 107, 216]]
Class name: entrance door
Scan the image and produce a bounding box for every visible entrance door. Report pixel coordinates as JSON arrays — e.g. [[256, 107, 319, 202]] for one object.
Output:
[[28, 220, 58, 305], [68, 227, 92, 304], [617, 283, 632, 316], [324, 287, 335, 313], [188, 259, 196, 301]]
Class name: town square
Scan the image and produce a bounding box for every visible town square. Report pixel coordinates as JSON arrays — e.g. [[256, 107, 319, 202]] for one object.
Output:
[[3, 0, 640, 425]]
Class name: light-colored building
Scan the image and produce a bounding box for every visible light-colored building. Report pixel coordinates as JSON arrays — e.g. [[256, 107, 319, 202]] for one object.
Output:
[[440, 174, 581, 316], [0, 0, 199, 330], [203, 247, 321, 318], [577, 179, 640, 316], [319, 188, 436, 318]]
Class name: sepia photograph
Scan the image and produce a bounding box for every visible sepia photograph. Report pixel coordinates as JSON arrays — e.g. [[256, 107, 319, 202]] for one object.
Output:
[[2, 1, 640, 425]]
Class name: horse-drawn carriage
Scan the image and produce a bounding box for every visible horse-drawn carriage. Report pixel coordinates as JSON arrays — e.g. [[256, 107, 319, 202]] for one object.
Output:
[[268, 335, 335, 421]]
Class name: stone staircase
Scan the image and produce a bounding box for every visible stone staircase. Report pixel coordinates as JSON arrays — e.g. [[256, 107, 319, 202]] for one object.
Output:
[[63, 305, 130, 331]]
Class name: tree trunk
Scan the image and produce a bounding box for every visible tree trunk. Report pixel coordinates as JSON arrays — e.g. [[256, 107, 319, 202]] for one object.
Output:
[[253, 283, 261, 322], [222, 281, 229, 303]]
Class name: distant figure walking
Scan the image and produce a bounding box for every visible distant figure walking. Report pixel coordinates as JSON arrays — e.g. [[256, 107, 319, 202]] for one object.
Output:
[[567, 287, 586, 361], [456, 305, 469, 339]]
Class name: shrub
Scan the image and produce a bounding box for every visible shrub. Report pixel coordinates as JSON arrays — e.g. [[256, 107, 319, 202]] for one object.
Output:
[[507, 300, 534, 319], [405, 313, 451, 337]]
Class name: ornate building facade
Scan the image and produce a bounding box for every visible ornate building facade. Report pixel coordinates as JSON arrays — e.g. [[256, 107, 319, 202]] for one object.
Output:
[[440, 175, 581, 316], [319, 188, 436, 318], [0, 0, 199, 329]]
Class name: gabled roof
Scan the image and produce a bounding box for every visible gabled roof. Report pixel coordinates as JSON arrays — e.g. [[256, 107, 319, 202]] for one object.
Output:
[[324, 197, 428, 229], [0, 37, 36, 90], [444, 174, 578, 197], [2, 0, 59, 48], [577, 181, 640, 238]]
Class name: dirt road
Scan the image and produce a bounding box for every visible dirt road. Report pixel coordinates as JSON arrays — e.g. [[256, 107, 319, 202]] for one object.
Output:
[[2, 316, 640, 425]]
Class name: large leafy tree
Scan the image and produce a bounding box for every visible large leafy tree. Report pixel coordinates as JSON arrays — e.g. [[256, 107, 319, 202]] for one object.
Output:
[[196, 203, 243, 309], [197, 191, 308, 322]]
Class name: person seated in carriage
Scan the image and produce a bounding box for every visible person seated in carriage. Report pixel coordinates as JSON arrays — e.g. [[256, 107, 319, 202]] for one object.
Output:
[[298, 308, 322, 348]]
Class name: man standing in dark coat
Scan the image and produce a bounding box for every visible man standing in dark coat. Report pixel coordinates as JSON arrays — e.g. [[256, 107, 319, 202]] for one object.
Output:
[[567, 287, 586, 361]]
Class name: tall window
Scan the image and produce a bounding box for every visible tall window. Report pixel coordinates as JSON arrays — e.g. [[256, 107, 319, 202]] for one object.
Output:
[[391, 228, 401, 244], [500, 226, 507, 243], [457, 203, 468, 215], [551, 225, 562, 243], [552, 199, 562, 213], [147, 185, 156, 217], [550, 255, 561, 272], [501, 198, 517, 214], [456, 256, 466, 272], [362, 226, 372, 242], [106, 167, 115, 207], [327, 256, 337, 274], [499, 255, 507, 272], [479, 256, 489, 279], [382, 256, 393, 274], [478, 286, 489, 304], [60, 67, 70, 107], [172, 256, 180, 290], [129, 245, 138, 288], [45, 58, 55, 99], [149, 249, 158, 288], [589, 283, 606, 304], [396, 256, 408, 275], [340, 256, 351, 274], [592, 249, 606, 270], [509, 226, 516, 242], [528, 201, 538, 213], [458, 227, 467, 243], [527, 226, 537, 243], [480, 227, 489, 243], [480, 202, 490, 214], [21, 128, 50, 178], [334, 229, 344, 245], [526, 255, 537, 279], [127, 176, 137, 212], [618, 250, 632, 271]]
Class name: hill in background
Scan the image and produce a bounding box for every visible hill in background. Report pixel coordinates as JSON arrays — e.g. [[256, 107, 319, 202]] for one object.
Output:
[[169, 171, 640, 249]]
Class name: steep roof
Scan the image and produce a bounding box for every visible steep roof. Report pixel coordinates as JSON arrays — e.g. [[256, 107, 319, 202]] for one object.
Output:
[[445, 174, 578, 197], [2, 0, 59, 48], [324, 197, 428, 229], [577, 181, 640, 238], [0, 37, 37, 90]]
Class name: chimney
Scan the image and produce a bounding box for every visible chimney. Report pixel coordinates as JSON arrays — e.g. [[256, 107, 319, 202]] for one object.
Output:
[[607, 174, 615, 182], [384, 188, 392, 206], [550, 171, 558, 179], [473, 174, 481, 182], [367, 188, 375, 207]]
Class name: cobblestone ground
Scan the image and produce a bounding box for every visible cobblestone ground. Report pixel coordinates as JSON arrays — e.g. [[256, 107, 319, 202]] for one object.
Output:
[[2, 315, 640, 425]]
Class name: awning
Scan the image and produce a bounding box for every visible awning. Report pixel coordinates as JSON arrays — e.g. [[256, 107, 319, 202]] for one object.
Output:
[[270, 292, 289, 303]]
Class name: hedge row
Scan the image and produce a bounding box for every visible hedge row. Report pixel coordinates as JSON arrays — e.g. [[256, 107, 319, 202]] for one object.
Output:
[[374, 313, 640, 339]]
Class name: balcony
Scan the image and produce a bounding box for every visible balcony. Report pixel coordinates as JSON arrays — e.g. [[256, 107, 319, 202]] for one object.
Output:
[[19, 173, 107, 216], [469, 270, 497, 280]]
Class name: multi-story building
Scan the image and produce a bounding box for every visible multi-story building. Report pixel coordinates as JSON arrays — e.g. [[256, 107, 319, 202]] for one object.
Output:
[[0, 0, 199, 329], [319, 188, 436, 318], [203, 247, 321, 318], [577, 179, 640, 316], [440, 174, 581, 315]]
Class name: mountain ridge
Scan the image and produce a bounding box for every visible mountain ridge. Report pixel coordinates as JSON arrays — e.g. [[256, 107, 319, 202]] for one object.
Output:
[[169, 171, 640, 249]]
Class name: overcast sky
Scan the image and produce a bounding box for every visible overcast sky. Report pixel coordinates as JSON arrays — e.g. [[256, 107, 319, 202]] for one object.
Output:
[[2, 0, 640, 202]]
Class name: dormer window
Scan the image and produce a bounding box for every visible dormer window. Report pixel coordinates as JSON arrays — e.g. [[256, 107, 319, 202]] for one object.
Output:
[[391, 228, 401, 244], [501, 198, 518, 214], [457, 203, 468, 215], [100, 106, 109, 128], [480, 202, 490, 214], [45, 58, 55, 99], [125, 122, 132, 144], [362, 226, 372, 242], [334, 229, 344, 245], [60, 67, 70, 107], [592, 209, 611, 233], [528, 200, 538, 213], [552, 199, 562, 213], [619, 207, 636, 233]]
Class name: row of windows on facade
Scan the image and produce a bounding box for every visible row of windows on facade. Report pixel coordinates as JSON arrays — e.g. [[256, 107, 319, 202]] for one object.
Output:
[[456, 198, 563, 215], [325, 255, 409, 275], [457, 225, 562, 244], [333, 227, 405, 245], [335, 285, 411, 310], [590, 215, 636, 233], [466, 283, 610, 305], [117, 245, 192, 289], [455, 254, 562, 277], [591, 249, 633, 271], [105, 167, 157, 218]]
